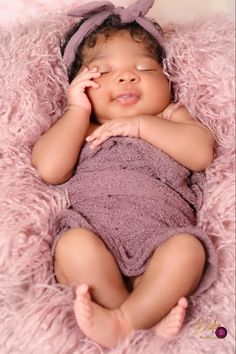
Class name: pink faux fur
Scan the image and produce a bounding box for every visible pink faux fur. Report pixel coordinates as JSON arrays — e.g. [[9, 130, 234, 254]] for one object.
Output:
[[0, 12, 235, 353]]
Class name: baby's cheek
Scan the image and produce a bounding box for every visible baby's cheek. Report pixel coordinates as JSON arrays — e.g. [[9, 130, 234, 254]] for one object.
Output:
[[87, 90, 105, 118], [87, 86, 98, 99]]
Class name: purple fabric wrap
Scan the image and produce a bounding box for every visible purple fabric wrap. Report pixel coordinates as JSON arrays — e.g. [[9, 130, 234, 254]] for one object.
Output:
[[54, 137, 218, 297], [63, 0, 164, 70]]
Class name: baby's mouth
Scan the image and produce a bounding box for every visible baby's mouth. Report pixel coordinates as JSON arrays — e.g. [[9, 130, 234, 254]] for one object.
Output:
[[115, 92, 140, 105]]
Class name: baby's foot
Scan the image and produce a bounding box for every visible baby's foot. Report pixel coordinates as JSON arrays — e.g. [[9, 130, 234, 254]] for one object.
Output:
[[74, 284, 131, 348], [154, 297, 188, 338]]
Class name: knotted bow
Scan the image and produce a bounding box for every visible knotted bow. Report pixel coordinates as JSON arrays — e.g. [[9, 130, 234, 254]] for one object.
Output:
[[63, 0, 163, 70]]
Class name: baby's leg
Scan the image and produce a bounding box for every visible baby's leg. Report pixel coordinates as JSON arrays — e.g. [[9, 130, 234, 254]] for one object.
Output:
[[54, 227, 129, 309], [121, 233, 205, 328], [129, 273, 188, 337], [74, 233, 206, 348]]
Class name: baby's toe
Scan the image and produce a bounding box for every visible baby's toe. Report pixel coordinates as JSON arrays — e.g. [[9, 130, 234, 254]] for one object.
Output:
[[76, 284, 89, 296], [178, 297, 188, 308]]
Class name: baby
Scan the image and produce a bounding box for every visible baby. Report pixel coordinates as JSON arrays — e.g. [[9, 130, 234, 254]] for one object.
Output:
[[32, 0, 218, 349]]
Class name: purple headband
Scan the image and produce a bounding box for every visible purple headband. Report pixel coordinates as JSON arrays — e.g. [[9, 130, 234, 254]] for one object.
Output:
[[63, 0, 163, 70]]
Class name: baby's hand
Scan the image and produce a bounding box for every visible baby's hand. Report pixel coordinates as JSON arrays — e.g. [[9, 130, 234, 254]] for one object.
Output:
[[67, 67, 101, 113], [86, 116, 140, 148]]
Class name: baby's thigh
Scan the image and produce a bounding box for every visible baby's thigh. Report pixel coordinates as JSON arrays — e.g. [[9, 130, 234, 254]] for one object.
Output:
[[54, 227, 109, 284]]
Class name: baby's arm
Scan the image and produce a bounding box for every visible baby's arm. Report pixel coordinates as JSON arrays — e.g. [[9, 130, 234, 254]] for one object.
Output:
[[86, 105, 214, 171], [139, 105, 214, 171], [31, 68, 101, 184]]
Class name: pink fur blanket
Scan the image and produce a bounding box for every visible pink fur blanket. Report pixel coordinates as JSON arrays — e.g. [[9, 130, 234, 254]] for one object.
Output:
[[0, 12, 235, 353]]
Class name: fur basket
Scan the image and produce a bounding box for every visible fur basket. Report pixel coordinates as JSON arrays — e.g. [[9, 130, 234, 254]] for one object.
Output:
[[0, 11, 235, 354]]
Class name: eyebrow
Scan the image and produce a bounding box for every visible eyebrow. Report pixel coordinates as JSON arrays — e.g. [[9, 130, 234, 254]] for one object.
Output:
[[85, 52, 157, 64], [84, 53, 108, 65], [139, 52, 157, 60]]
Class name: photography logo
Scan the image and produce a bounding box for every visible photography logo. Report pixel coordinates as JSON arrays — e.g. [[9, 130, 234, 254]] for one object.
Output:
[[193, 317, 227, 340], [215, 326, 227, 339]]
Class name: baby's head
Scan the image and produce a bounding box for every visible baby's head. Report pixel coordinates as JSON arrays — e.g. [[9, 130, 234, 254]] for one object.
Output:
[[61, 2, 171, 123], [61, 14, 165, 83]]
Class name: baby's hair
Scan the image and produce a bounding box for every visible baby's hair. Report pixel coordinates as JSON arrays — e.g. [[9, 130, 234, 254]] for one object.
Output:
[[61, 14, 166, 83]]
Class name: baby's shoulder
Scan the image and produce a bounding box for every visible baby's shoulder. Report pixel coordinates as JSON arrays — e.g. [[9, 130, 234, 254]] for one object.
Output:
[[162, 103, 198, 125], [162, 103, 214, 138], [162, 103, 179, 120]]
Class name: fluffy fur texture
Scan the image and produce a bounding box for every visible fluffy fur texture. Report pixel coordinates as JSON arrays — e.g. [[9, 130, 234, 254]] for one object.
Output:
[[0, 12, 235, 353]]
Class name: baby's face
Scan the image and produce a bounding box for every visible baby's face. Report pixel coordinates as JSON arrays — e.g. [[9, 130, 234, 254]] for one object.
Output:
[[81, 31, 170, 124]]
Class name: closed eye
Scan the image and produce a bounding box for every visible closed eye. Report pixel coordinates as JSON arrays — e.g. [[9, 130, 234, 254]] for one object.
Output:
[[139, 68, 157, 72]]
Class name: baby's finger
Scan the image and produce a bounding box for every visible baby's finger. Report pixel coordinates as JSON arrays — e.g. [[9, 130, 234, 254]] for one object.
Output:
[[72, 67, 100, 80], [79, 66, 98, 76], [88, 130, 113, 148], [71, 72, 101, 86], [78, 67, 97, 76], [89, 135, 110, 149], [82, 80, 100, 89], [86, 126, 104, 139], [86, 124, 105, 141], [86, 135, 96, 142], [80, 71, 101, 80], [71, 80, 100, 90]]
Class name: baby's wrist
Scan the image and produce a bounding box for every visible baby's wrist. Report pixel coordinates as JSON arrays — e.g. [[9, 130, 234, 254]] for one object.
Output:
[[68, 104, 91, 115]]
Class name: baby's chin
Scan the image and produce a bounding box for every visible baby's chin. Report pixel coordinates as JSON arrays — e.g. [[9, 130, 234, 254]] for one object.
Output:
[[97, 110, 161, 123]]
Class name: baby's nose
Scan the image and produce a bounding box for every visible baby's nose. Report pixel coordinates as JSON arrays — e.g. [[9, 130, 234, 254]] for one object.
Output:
[[117, 71, 139, 83]]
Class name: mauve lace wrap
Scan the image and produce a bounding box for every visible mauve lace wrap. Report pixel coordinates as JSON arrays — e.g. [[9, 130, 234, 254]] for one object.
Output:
[[53, 137, 218, 296]]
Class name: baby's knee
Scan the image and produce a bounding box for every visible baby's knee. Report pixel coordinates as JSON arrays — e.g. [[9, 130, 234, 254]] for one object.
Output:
[[165, 233, 206, 268], [54, 227, 105, 266], [174, 234, 206, 268]]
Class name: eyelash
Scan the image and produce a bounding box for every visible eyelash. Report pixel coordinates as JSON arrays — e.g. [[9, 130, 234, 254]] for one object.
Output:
[[99, 69, 156, 75], [141, 69, 156, 72]]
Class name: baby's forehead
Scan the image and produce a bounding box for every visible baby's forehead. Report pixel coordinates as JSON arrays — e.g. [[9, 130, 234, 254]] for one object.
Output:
[[82, 32, 156, 65]]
